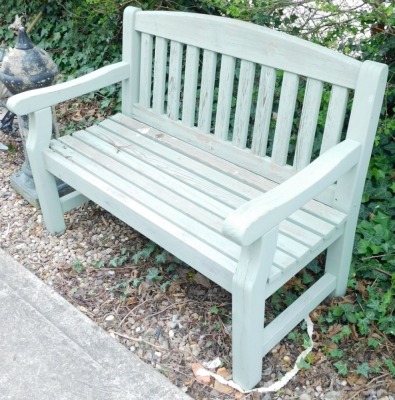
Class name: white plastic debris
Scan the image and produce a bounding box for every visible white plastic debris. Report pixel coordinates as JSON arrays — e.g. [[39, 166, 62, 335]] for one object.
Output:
[[197, 316, 315, 394], [203, 357, 222, 370]]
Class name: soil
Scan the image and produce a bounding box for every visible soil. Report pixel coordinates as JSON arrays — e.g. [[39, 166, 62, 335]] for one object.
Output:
[[1, 110, 394, 400]]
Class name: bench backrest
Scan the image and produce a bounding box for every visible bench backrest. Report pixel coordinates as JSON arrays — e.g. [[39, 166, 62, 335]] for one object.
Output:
[[122, 8, 387, 208]]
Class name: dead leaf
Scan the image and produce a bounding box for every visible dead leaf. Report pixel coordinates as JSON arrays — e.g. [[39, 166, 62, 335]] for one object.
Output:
[[235, 391, 244, 399], [327, 324, 343, 336], [350, 324, 359, 340], [214, 380, 233, 394], [388, 381, 395, 393], [71, 112, 83, 122], [193, 272, 211, 288], [191, 363, 211, 385], [216, 367, 230, 379]]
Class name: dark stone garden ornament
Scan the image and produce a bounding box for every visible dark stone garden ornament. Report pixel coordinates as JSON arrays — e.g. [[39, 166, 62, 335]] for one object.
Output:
[[0, 28, 67, 207], [0, 27, 58, 95]]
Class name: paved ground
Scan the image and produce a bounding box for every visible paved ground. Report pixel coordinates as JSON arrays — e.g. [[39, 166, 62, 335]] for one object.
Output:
[[0, 248, 191, 400]]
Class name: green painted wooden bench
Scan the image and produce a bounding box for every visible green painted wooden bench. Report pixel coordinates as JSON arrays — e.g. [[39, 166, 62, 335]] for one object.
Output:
[[7, 7, 388, 390]]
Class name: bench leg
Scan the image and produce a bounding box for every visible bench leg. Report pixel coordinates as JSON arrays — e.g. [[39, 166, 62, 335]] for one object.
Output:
[[232, 227, 278, 390], [26, 109, 66, 234], [324, 223, 356, 297]]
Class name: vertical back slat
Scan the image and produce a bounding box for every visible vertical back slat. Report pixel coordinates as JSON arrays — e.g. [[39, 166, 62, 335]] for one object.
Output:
[[251, 66, 276, 156], [232, 60, 256, 148], [139, 33, 153, 108], [271, 72, 299, 165], [167, 41, 183, 120], [214, 55, 236, 140], [293, 78, 324, 170], [182, 45, 200, 127], [198, 50, 217, 133], [152, 37, 168, 114], [320, 86, 349, 155]]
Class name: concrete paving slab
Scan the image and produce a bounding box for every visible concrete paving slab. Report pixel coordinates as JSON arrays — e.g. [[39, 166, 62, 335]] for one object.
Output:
[[0, 249, 192, 400]]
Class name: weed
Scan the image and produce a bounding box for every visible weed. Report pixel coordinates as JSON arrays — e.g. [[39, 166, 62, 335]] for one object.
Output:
[[334, 361, 348, 376], [71, 259, 85, 274]]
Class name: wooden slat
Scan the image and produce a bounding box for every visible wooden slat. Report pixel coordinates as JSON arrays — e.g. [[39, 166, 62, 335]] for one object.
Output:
[[72, 128, 235, 217], [152, 37, 168, 114], [271, 72, 299, 165], [139, 33, 154, 108], [214, 55, 236, 140], [287, 209, 336, 237], [320, 85, 349, 155], [293, 78, 324, 170], [232, 60, 255, 148], [167, 41, 183, 120], [182, 45, 200, 126], [91, 120, 262, 203], [135, 12, 361, 88], [280, 219, 322, 248], [251, 66, 276, 156], [198, 50, 217, 133]]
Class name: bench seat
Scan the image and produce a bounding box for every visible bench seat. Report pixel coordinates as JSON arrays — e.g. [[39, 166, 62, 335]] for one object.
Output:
[[47, 113, 346, 295]]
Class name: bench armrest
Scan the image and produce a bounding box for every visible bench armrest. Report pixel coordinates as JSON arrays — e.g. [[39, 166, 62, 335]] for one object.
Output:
[[222, 139, 361, 246], [6, 62, 130, 116]]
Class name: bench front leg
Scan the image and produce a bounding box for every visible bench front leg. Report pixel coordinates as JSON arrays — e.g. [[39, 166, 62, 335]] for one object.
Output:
[[26, 108, 66, 234], [232, 226, 279, 390]]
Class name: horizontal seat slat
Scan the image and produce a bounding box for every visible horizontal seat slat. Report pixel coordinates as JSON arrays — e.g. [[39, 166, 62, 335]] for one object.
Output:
[[97, 119, 263, 202], [72, 129, 235, 217]]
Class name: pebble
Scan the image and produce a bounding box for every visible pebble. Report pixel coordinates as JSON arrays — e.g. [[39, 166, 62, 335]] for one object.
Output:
[[299, 394, 312, 400]]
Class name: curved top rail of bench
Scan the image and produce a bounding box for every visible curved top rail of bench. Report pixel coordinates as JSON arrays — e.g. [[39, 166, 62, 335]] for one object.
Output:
[[134, 10, 362, 89]]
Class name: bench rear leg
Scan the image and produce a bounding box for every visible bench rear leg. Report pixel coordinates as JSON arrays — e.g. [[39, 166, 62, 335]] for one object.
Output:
[[324, 222, 356, 297], [26, 109, 66, 234], [232, 227, 278, 390]]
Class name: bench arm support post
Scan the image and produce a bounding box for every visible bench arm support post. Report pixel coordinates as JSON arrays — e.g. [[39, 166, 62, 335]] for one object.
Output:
[[223, 139, 361, 246]]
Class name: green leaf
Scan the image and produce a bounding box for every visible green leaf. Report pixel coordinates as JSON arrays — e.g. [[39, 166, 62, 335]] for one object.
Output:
[[146, 268, 163, 283], [334, 361, 348, 376], [331, 306, 344, 317], [356, 362, 370, 378]]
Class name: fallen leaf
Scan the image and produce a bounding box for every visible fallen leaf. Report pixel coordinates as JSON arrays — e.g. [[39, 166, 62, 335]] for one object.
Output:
[[72, 112, 83, 122], [388, 381, 395, 393], [193, 272, 211, 288], [235, 391, 244, 399], [350, 324, 359, 340], [191, 363, 211, 384], [214, 380, 233, 394], [216, 367, 230, 379]]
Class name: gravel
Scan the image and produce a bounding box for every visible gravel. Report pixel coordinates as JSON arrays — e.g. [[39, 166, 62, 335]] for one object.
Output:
[[1, 114, 394, 399]]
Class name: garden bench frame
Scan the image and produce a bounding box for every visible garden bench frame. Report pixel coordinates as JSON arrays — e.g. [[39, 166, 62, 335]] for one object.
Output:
[[7, 7, 388, 390]]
